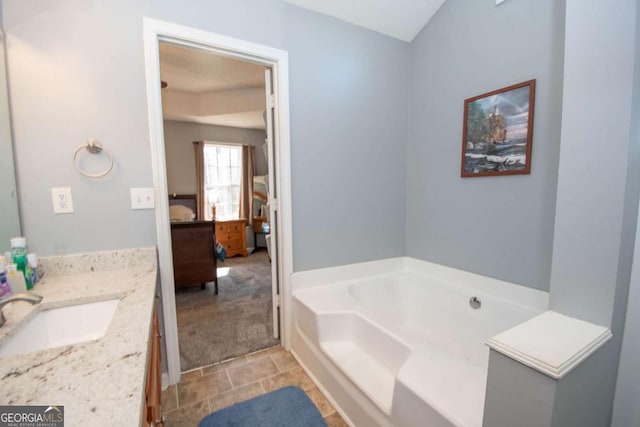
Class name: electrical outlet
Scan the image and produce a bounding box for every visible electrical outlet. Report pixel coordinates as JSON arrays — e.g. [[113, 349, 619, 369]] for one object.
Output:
[[51, 187, 74, 214], [130, 188, 155, 210]]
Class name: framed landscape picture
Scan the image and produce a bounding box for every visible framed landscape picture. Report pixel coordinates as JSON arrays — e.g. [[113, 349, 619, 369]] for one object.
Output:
[[461, 79, 536, 177]]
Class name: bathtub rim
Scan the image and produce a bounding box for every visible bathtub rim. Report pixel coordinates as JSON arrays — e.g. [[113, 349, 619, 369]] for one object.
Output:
[[291, 256, 549, 314]]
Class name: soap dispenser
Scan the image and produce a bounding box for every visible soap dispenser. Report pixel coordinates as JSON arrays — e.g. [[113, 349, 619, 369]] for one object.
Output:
[[0, 261, 11, 298], [6, 263, 27, 293], [10, 237, 27, 276]]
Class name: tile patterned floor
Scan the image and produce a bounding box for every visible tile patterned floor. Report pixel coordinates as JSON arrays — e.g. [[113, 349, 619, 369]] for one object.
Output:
[[162, 346, 348, 427]]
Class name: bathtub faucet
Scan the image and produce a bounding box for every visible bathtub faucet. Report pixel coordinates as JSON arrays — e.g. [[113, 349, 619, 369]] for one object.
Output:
[[0, 293, 43, 327]]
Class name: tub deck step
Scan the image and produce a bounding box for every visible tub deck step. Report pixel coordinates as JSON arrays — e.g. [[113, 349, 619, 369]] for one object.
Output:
[[321, 340, 396, 414], [397, 346, 487, 427]]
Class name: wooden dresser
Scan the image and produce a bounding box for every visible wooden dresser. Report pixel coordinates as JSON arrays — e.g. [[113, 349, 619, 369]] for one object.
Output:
[[170, 220, 218, 293], [216, 219, 248, 257]]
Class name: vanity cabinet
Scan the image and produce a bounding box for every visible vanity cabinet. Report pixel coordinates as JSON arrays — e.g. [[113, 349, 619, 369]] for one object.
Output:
[[216, 219, 248, 257], [142, 304, 162, 426]]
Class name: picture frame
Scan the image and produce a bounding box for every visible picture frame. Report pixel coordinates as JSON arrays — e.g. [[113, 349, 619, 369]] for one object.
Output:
[[461, 79, 536, 177]]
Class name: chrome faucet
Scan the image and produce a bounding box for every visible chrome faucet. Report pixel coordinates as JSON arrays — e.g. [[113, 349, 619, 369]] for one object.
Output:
[[0, 293, 43, 327]]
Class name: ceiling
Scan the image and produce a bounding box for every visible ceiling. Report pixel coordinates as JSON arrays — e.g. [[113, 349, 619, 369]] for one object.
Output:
[[160, 43, 265, 93], [160, 43, 266, 130], [159, 1, 448, 128], [282, 0, 447, 42]]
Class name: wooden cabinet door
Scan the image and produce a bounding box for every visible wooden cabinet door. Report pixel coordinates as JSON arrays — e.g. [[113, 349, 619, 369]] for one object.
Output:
[[144, 304, 162, 426]]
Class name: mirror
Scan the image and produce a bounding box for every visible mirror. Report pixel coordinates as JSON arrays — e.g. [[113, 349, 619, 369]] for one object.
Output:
[[0, 29, 22, 246], [252, 175, 268, 218]]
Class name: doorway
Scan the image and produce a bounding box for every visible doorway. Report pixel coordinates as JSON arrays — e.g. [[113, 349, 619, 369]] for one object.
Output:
[[143, 18, 293, 386], [160, 42, 277, 371]]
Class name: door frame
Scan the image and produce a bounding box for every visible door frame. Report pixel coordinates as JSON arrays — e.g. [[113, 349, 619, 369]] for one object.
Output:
[[142, 17, 294, 386]]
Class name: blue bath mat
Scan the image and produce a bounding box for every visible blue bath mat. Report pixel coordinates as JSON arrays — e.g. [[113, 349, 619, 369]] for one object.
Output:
[[198, 386, 327, 427]]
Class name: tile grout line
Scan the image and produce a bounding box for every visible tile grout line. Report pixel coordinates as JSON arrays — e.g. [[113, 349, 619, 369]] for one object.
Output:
[[174, 384, 180, 409], [187, 346, 280, 381], [225, 365, 235, 389], [223, 354, 283, 388], [254, 367, 286, 385], [166, 398, 209, 418], [270, 354, 280, 372], [181, 352, 302, 398]]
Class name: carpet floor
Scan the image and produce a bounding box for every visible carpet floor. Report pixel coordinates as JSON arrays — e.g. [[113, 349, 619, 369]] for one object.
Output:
[[175, 250, 279, 372]]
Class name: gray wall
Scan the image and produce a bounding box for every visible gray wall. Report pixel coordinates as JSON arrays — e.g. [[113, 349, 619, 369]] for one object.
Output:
[[610, 0, 640, 425], [161, 10, 411, 271], [2, 0, 410, 270], [550, 345, 617, 426], [284, 5, 409, 270], [549, 0, 638, 327], [483, 351, 556, 427], [405, 0, 565, 291], [613, 174, 640, 426], [163, 120, 268, 195]]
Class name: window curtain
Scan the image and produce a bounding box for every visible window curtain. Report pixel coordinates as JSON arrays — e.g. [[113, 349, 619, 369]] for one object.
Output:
[[193, 141, 205, 220], [239, 145, 255, 222]]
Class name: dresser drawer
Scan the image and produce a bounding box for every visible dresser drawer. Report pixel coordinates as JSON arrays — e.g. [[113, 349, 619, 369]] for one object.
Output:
[[228, 222, 244, 233], [220, 230, 243, 239], [216, 221, 245, 233], [223, 237, 244, 251], [221, 232, 243, 241]]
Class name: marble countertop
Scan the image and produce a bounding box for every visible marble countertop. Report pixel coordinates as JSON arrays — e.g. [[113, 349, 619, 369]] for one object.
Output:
[[0, 247, 158, 426]]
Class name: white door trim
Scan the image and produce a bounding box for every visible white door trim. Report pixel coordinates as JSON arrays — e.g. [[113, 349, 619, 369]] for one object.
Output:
[[264, 68, 280, 339], [142, 17, 294, 386]]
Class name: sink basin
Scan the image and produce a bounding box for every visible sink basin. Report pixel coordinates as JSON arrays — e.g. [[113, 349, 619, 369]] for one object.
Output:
[[0, 299, 119, 358]]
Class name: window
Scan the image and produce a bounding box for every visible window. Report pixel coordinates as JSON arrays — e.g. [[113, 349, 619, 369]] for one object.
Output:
[[203, 143, 242, 221]]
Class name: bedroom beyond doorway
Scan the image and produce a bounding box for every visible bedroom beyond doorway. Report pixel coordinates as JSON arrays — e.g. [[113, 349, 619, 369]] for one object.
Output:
[[159, 40, 280, 373]]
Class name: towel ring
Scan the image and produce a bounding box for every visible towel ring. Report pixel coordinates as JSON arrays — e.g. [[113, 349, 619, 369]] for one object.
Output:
[[73, 139, 114, 178]]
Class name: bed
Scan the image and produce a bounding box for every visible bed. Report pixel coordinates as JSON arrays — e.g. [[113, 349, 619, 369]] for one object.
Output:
[[169, 194, 218, 294]]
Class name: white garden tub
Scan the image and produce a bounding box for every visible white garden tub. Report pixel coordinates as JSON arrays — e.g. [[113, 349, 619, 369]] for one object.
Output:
[[291, 257, 548, 427]]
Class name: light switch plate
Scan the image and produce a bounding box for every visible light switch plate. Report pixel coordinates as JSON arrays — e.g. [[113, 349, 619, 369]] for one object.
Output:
[[130, 188, 155, 210], [51, 187, 74, 214], [496, 0, 506, 4]]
